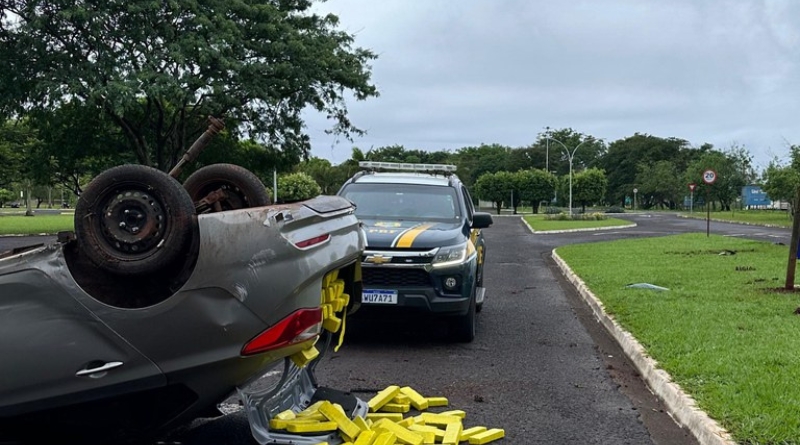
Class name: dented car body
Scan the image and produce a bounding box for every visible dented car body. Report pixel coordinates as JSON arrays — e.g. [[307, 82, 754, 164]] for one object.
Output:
[[0, 195, 364, 443]]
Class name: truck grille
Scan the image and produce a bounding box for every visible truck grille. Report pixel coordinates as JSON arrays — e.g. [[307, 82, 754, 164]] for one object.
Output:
[[362, 268, 432, 287], [361, 254, 434, 265]]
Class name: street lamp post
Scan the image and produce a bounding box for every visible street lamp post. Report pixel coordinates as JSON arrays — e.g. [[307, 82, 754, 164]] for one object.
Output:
[[544, 126, 550, 173], [544, 136, 596, 216]]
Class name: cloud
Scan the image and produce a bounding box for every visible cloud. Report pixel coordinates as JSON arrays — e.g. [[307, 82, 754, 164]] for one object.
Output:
[[305, 0, 800, 169]]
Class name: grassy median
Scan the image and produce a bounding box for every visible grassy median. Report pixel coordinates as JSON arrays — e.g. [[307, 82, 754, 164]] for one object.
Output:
[[523, 214, 631, 231], [0, 213, 74, 235], [557, 233, 800, 444], [683, 209, 793, 229]]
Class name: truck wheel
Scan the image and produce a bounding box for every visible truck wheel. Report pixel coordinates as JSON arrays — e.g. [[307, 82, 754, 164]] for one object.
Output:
[[74, 164, 196, 276], [476, 243, 486, 312], [476, 263, 485, 313], [450, 288, 476, 342], [183, 163, 270, 212]]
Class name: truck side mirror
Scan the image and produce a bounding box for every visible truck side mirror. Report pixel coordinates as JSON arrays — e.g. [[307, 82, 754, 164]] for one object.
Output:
[[472, 212, 493, 229]]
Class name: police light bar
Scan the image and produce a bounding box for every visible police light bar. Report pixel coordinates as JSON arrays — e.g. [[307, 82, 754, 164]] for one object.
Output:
[[358, 161, 457, 173]]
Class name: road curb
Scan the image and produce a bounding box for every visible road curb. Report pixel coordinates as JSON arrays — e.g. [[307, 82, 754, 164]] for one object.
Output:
[[551, 251, 735, 445], [519, 216, 637, 234]]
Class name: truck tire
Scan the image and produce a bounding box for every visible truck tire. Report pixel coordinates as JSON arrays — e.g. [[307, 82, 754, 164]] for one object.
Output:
[[450, 287, 476, 342], [183, 163, 270, 212], [74, 164, 196, 276], [476, 244, 486, 313]]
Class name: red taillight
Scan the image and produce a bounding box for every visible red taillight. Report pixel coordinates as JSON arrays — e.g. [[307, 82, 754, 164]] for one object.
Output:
[[241, 308, 323, 356], [295, 234, 330, 249]]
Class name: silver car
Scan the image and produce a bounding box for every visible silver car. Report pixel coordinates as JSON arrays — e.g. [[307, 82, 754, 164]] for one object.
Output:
[[0, 161, 364, 444]]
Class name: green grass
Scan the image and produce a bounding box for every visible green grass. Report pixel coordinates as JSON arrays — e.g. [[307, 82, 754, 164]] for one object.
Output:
[[523, 214, 631, 231], [691, 209, 793, 228], [557, 234, 800, 444], [0, 213, 74, 235]]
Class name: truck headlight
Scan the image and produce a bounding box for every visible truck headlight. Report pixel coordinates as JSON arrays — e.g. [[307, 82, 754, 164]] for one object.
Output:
[[432, 242, 476, 268]]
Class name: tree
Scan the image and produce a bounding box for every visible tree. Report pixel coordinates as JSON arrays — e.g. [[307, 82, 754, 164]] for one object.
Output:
[[601, 134, 695, 206], [506, 147, 536, 172], [727, 143, 758, 185], [277, 172, 321, 203], [365, 145, 408, 163], [776, 145, 800, 289], [0, 0, 378, 171], [454, 144, 511, 186], [572, 168, 607, 212], [635, 160, 683, 209], [190, 137, 296, 183], [473, 171, 514, 215], [762, 163, 800, 208], [0, 119, 42, 215], [515, 169, 556, 214], [298, 157, 351, 195], [337, 147, 367, 179], [0, 188, 15, 206], [0, 120, 30, 189], [25, 103, 135, 195]]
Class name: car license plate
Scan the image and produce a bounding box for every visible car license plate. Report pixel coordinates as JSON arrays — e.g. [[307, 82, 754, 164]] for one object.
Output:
[[362, 289, 398, 304]]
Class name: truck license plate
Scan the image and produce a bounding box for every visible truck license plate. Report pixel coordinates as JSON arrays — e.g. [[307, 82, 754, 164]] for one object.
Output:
[[362, 290, 398, 304]]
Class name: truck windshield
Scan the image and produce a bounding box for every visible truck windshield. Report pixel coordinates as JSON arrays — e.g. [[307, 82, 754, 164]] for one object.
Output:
[[341, 183, 461, 221]]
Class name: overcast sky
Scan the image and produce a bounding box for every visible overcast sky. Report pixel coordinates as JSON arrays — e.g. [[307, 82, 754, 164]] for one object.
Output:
[[303, 0, 800, 172]]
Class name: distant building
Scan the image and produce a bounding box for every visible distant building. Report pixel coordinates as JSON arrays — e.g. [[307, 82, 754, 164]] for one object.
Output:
[[741, 185, 788, 210], [741, 185, 771, 208]]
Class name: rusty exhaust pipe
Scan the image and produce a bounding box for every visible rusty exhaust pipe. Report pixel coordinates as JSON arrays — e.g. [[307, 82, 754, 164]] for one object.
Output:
[[168, 116, 225, 179]]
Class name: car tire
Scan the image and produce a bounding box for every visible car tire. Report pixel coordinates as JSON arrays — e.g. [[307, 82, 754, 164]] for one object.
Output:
[[183, 163, 270, 212], [451, 287, 477, 343], [74, 164, 196, 276]]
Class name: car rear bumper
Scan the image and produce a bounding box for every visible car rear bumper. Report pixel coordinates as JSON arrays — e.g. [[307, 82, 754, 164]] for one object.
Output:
[[239, 358, 368, 445]]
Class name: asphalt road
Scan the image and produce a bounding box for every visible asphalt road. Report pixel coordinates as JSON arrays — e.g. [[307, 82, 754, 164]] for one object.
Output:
[[314, 214, 699, 445], [1, 213, 791, 444]]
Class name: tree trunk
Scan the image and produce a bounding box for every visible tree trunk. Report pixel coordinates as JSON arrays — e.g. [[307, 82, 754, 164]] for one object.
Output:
[[785, 188, 800, 289]]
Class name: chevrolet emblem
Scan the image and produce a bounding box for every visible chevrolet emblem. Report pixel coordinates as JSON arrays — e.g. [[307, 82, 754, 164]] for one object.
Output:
[[365, 254, 392, 265]]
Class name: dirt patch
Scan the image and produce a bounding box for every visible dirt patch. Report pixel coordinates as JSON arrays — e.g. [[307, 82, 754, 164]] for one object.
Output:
[[665, 248, 756, 256]]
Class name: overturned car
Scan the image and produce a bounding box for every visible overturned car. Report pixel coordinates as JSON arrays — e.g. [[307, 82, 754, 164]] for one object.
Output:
[[0, 121, 365, 444]]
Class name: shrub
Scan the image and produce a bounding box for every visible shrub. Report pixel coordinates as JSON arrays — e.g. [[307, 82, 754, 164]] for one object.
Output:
[[605, 206, 625, 213], [544, 212, 607, 221], [277, 172, 322, 203]]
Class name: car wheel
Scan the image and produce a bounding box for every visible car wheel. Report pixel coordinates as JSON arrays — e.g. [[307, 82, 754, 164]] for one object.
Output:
[[74, 164, 196, 276], [183, 163, 270, 212], [450, 288, 476, 343]]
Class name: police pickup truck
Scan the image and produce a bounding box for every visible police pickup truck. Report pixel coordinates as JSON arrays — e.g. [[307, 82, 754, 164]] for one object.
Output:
[[338, 162, 493, 342]]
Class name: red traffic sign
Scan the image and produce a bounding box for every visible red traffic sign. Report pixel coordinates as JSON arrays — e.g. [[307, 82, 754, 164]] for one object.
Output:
[[702, 169, 717, 185], [688, 183, 697, 191]]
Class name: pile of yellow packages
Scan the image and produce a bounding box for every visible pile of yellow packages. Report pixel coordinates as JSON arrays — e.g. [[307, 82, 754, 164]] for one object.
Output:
[[268, 385, 504, 445]]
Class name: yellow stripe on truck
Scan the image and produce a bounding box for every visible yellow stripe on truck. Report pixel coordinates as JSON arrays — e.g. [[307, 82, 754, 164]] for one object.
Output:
[[394, 223, 434, 248]]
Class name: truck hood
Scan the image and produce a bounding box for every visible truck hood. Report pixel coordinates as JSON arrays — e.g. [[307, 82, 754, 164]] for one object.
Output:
[[361, 219, 464, 250]]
